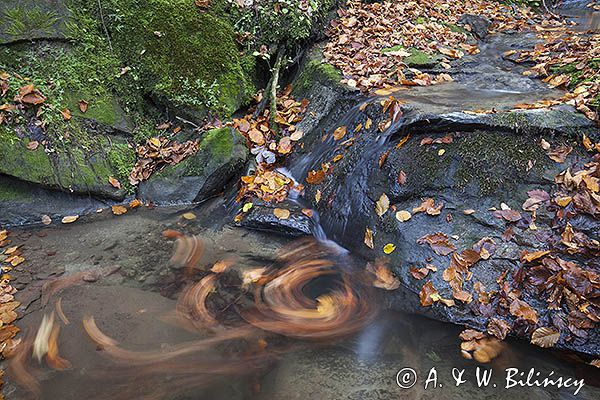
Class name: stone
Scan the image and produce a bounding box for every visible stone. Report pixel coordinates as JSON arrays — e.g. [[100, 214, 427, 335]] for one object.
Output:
[[138, 128, 248, 205]]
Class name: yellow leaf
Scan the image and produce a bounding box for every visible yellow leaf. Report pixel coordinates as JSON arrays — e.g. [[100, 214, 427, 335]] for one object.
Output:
[[149, 137, 161, 147], [438, 149, 446, 156], [555, 196, 572, 207], [182, 212, 196, 220], [315, 189, 321, 203], [242, 203, 253, 212], [383, 243, 396, 254], [395, 210, 411, 222], [61, 215, 79, 224]]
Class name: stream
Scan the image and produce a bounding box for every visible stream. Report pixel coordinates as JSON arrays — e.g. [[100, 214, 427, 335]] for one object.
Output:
[[2, 200, 599, 400], [1, 2, 600, 400]]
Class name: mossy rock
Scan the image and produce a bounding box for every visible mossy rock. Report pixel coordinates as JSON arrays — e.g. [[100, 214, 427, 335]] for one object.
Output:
[[97, 0, 255, 118], [0, 0, 71, 44], [138, 127, 248, 204], [0, 122, 135, 200]]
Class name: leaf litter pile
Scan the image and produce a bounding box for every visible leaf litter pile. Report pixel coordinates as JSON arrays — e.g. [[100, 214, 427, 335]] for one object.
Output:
[[7, 237, 384, 399], [0, 230, 24, 399], [506, 13, 600, 123], [233, 86, 309, 219], [323, 0, 557, 92]]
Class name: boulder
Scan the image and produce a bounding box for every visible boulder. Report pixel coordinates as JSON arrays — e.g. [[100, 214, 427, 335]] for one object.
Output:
[[138, 128, 248, 205]]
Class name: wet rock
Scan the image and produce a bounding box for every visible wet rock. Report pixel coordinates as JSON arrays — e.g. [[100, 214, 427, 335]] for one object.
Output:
[[238, 201, 313, 237], [139, 128, 248, 205], [289, 41, 600, 356], [458, 14, 491, 39]]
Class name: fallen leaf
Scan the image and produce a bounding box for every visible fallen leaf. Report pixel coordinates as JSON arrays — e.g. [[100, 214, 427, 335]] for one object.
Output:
[[108, 176, 121, 189], [273, 208, 290, 220], [61, 215, 79, 224], [41, 215, 52, 225], [367, 261, 400, 290], [487, 318, 511, 340], [60, 108, 71, 121], [242, 203, 253, 212], [419, 281, 438, 306], [26, 140, 39, 150], [111, 205, 127, 215], [364, 228, 374, 249], [397, 170, 407, 185], [333, 126, 347, 140], [182, 212, 196, 220], [375, 193, 390, 217], [383, 243, 396, 254], [530, 327, 560, 348], [78, 100, 89, 113], [395, 210, 411, 222], [509, 298, 538, 323]]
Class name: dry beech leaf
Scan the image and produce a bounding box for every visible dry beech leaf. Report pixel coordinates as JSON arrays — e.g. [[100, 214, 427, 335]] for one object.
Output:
[[61, 215, 79, 224], [111, 205, 128, 215], [108, 176, 121, 189], [375, 193, 390, 217], [364, 228, 374, 249], [333, 126, 347, 140], [41, 215, 52, 225], [487, 318, 511, 340], [395, 210, 411, 222], [273, 208, 290, 220], [182, 212, 196, 220], [530, 327, 560, 348], [61, 108, 72, 121], [78, 100, 89, 113]]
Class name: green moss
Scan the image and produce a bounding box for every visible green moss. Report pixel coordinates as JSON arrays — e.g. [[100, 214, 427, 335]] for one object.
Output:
[[295, 59, 342, 93], [0, 5, 62, 39], [453, 132, 547, 194], [0, 179, 32, 201], [381, 46, 438, 67], [107, 142, 136, 190], [200, 127, 234, 159], [95, 0, 254, 117]]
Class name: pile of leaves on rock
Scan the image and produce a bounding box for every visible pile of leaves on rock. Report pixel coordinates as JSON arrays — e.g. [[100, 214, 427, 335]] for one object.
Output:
[[233, 86, 309, 218], [323, 0, 558, 91], [0, 230, 23, 399], [414, 135, 600, 365], [506, 19, 600, 123]]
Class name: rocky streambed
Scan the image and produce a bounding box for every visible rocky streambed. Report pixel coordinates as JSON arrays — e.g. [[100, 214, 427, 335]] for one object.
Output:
[[1, 1, 599, 398]]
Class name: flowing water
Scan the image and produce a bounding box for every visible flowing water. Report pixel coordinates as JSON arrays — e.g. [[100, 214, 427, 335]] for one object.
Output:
[[4, 4, 600, 399], [4, 202, 600, 400]]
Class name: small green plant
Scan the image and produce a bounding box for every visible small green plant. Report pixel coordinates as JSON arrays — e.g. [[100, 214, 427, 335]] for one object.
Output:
[[2, 6, 61, 38]]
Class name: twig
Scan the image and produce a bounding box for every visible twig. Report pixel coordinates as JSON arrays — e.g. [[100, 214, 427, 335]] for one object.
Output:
[[97, 0, 113, 52]]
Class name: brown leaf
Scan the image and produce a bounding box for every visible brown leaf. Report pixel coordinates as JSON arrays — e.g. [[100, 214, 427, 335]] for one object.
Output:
[[364, 228, 374, 249], [78, 100, 89, 113], [367, 261, 400, 290], [111, 205, 128, 215], [530, 327, 560, 348], [487, 318, 511, 340], [417, 232, 456, 256], [26, 140, 39, 150], [108, 176, 122, 189], [419, 281, 439, 306], [509, 298, 538, 323], [273, 208, 290, 220], [60, 108, 72, 121], [397, 170, 407, 185]]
